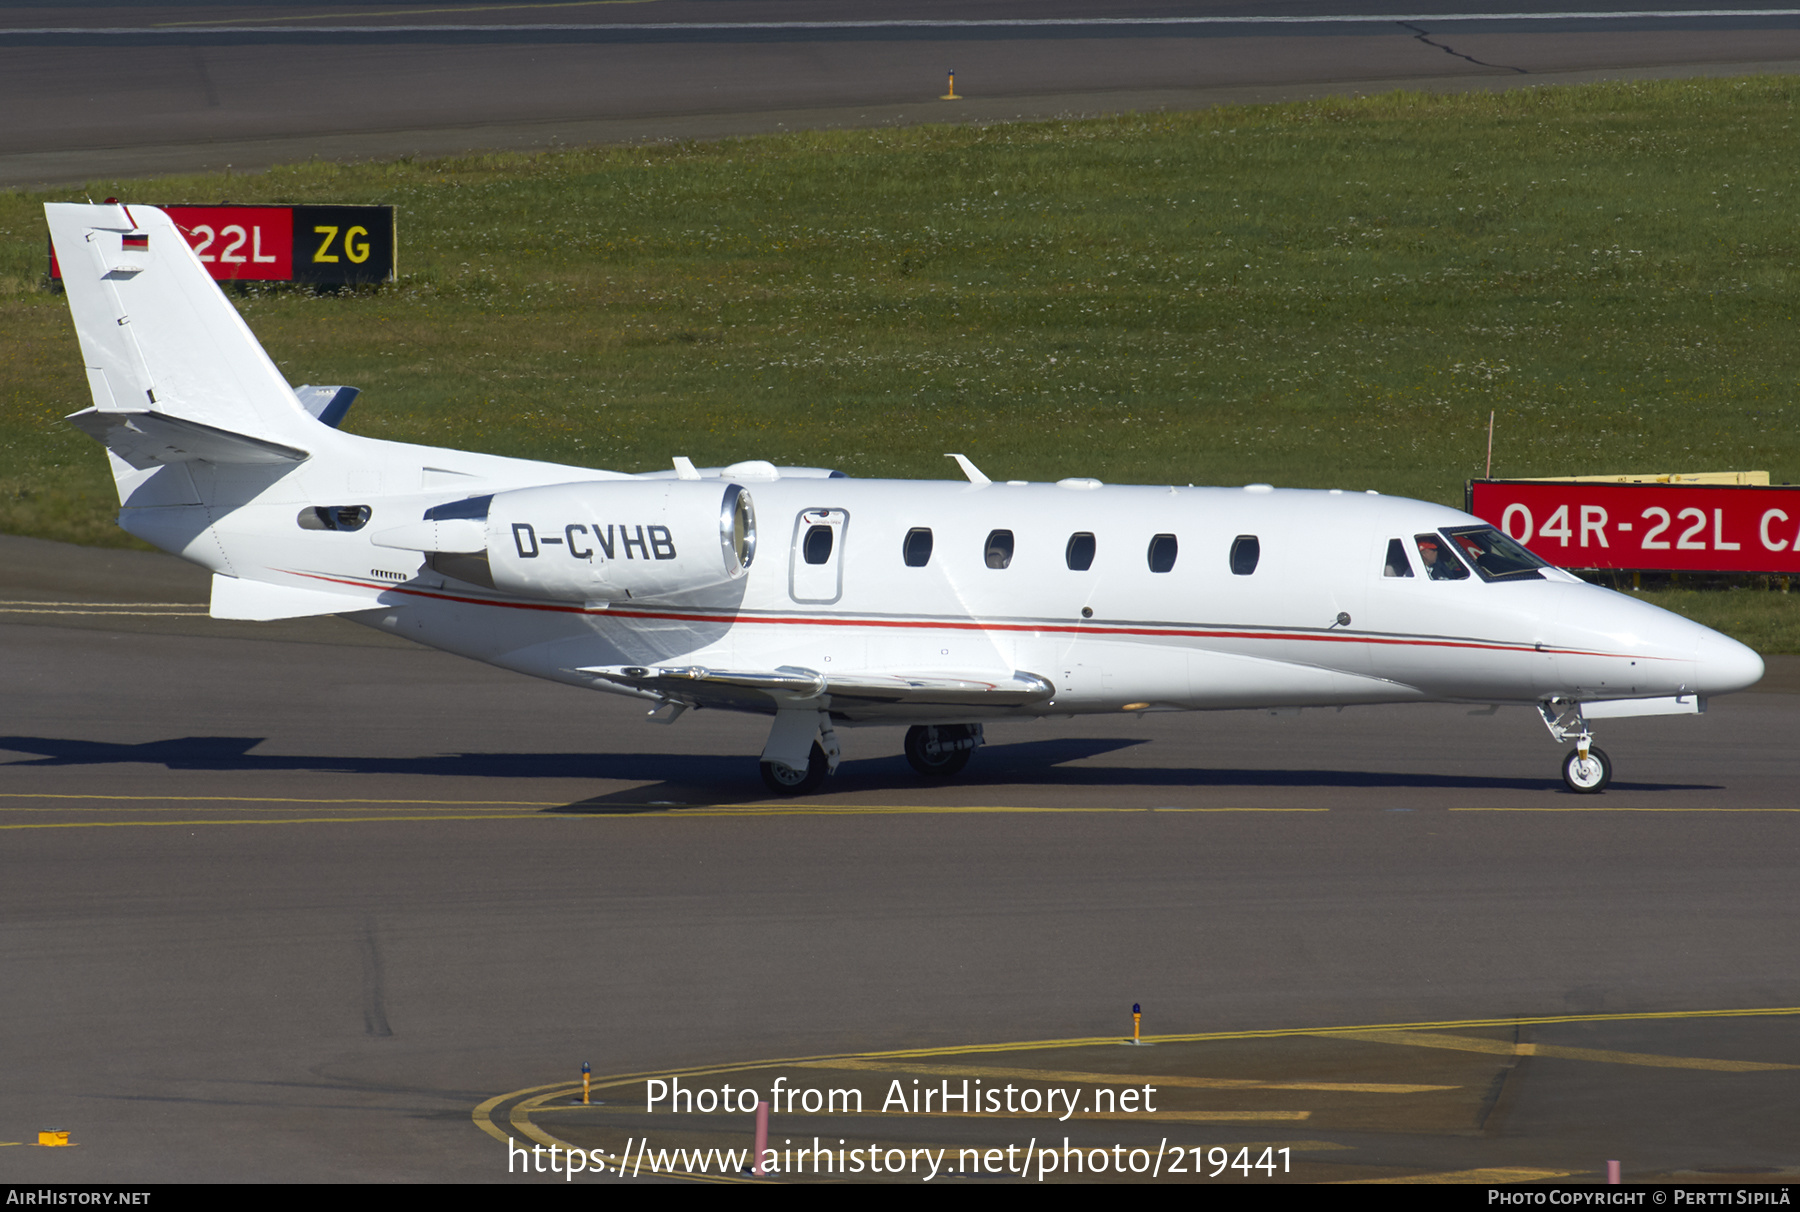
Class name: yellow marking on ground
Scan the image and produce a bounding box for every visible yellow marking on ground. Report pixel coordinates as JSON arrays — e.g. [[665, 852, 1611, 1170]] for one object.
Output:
[[0, 600, 200, 607], [0, 795, 1326, 829], [0, 607, 210, 617], [159, 0, 658, 27], [0, 815, 597, 830], [474, 1081, 572, 1145], [1338, 1167, 1574, 1185], [587, 1107, 1314, 1123], [1087, 1111, 1309, 1122], [0, 792, 562, 806], [796, 1059, 1455, 1094], [482, 1006, 1800, 1179], [1453, 806, 1800, 813], [487, 1006, 1800, 1101], [1336, 1030, 1797, 1071], [510, 1090, 752, 1184]]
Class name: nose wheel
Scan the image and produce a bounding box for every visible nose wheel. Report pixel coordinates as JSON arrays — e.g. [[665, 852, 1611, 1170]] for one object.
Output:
[[1561, 745, 1612, 794], [1539, 700, 1613, 795]]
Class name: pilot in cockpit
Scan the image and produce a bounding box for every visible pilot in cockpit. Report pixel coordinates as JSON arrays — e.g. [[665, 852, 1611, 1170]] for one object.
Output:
[[1416, 536, 1468, 581]]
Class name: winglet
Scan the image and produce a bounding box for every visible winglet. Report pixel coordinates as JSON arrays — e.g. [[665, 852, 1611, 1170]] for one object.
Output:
[[945, 453, 990, 486]]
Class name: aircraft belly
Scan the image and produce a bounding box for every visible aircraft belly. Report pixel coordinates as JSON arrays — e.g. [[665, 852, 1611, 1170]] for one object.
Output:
[[1051, 638, 1189, 707], [1185, 647, 1418, 707]]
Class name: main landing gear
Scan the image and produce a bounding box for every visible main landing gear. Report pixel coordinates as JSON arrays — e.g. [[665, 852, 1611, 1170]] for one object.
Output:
[[1538, 700, 1612, 794], [760, 742, 830, 796], [903, 724, 984, 779], [759, 708, 841, 797], [757, 714, 988, 796]]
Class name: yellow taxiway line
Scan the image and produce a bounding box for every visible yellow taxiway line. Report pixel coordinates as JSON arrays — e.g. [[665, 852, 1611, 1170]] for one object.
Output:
[[474, 1003, 1800, 1181], [158, 0, 658, 27], [797, 1059, 1458, 1094]]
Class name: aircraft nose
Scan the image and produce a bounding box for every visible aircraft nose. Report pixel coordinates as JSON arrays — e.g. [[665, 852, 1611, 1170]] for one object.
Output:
[[1694, 628, 1764, 695]]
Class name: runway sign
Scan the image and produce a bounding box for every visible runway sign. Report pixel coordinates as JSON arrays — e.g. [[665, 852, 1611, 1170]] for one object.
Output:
[[1468, 479, 1800, 574], [49, 204, 395, 285]]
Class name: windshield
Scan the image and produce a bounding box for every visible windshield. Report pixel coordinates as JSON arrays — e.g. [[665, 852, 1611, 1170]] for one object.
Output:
[[1441, 526, 1548, 582]]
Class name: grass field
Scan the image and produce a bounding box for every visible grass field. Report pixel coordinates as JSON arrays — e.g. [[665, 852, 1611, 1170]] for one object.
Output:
[[3, 75, 1798, 648]]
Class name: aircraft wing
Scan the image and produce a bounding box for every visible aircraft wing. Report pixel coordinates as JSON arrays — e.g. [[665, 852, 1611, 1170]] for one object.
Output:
[[582, 664, 1055, 714]]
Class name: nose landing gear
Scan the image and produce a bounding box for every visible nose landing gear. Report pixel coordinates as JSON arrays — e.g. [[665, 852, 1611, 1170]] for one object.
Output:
[[1539, 700, 1611, 794]]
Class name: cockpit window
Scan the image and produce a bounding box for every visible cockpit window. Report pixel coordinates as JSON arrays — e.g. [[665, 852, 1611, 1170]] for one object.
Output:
[[1383, 538, 1414, 578], [1415, 533, 1470, 580], [1442, 526, 1548, 582]]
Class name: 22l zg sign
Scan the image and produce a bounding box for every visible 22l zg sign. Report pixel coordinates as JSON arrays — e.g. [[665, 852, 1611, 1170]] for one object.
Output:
[[51, 204, 394, 285], [1469, 479, 1800, 574]]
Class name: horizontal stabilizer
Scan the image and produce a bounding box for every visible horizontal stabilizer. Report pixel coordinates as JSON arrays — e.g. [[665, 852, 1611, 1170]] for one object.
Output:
[[210, 574, 383, 621], [584, 663, 1054, 710], [1582, 694, 1704, 719], [293, 384, 360, 429], [69, 407, 309, 469]]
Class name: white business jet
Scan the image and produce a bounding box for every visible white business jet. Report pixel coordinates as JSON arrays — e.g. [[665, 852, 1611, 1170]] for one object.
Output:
[[44, 202, 1763, 795]]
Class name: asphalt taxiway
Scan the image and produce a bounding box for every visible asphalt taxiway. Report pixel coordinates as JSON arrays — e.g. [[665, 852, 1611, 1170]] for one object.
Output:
[[5, 2, 1800, 187], [2, 537, 1796, 1181], [5, 5, 1800, 1178]]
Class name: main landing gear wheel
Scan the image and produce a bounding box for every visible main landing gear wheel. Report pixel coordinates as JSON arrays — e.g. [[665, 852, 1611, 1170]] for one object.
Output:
[[1562, 746, 1613, 794], [904, 725, 976, 779], [760, 742, 829, 796]]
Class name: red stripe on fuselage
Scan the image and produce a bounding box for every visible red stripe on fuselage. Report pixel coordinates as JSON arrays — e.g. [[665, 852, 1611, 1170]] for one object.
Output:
[[284, 569, 1668, 662]]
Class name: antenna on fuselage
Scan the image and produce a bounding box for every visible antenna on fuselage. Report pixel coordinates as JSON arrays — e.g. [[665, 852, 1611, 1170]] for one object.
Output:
[[945, 453, 990, 486]]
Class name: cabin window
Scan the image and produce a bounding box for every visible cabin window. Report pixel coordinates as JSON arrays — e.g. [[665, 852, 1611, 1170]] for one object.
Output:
[[1229, 535, 1259, 576], [803, 524, 834, 565], [1065, 532, 1096, 571], [1416, 533, 1470, 581], [1441, 526, 1547, 582], [1147, 533, 1179, 573], [984, 530, 1015, 569], [1383, 538, 1414, 578], [297, 505, 371, 532], [903, 528, 934, 567]]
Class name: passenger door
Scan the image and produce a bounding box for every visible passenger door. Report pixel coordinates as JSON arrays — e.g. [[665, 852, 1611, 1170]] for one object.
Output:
[[789, 508, 848, 604]]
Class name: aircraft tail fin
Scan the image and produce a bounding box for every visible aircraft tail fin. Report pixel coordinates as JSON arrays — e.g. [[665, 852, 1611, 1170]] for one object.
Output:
[[45, 202, 323, 478]]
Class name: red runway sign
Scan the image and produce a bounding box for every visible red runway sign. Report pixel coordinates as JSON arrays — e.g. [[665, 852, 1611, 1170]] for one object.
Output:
[[49, 203, 394, 285], [168, 205, 294, 280], [1468, 479, 1800, 574]]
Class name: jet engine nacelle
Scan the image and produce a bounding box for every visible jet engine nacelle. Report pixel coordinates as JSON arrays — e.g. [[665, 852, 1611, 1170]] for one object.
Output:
[[481, 480, 756, 602]]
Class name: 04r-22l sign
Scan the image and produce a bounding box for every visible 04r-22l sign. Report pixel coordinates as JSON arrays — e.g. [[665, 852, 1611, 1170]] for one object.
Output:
[[1468, 479, 1800, 574], [50, 204, 394, 285]]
